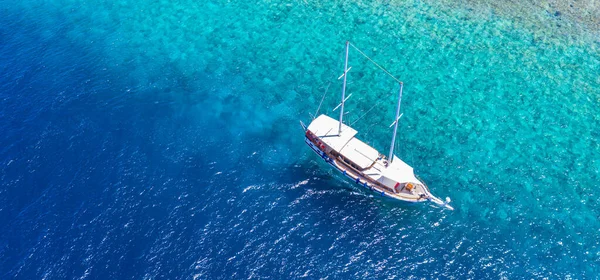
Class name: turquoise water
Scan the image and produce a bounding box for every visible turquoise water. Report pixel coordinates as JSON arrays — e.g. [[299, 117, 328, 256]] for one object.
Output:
[[1, 0, 599, 278]]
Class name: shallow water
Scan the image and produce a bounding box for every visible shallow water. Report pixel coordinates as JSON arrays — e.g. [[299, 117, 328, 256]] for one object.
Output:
[[1, 0, 599, 278]]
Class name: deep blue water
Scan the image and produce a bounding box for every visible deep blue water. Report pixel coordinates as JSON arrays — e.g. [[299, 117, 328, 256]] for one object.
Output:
[[1, 0, 600, 278]]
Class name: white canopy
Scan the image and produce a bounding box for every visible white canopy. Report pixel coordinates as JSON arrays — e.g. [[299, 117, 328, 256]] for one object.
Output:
[[307, 115, 356, 152], [376, 155, 419, 186], [308, 115, 419, 186], [339, 138, 379, 169]]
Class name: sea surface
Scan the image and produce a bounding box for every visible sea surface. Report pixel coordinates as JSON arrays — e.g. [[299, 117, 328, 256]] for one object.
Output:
[[1, 0, 599, 278]]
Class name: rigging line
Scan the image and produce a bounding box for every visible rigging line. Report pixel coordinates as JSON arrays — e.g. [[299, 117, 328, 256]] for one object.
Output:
[[350, 98, 383, 126], [314, 81, 332, 119], [311, 44, 345, 119], [363, 122, 378, 140], [349, 84, 397, 126], [348, 42, 403, 84]]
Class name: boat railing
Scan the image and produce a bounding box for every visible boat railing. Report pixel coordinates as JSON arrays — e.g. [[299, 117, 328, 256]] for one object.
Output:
[[415, 174, 431, 192]]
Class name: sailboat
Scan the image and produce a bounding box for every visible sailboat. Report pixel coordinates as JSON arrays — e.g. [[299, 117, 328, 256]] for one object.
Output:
[[300, 41, 453, 210]]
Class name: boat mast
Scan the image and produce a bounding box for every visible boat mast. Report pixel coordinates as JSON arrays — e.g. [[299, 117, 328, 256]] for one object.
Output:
[[339, 41, 350, 134], [388, 83, 403, 162]]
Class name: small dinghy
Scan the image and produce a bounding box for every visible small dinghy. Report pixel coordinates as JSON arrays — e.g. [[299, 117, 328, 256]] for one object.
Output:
[[301, 41, 453, 210]]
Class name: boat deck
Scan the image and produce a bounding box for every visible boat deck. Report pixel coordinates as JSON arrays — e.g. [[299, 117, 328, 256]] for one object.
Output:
[[330, 156, 431, 201], [305, 114, 452, 209]]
